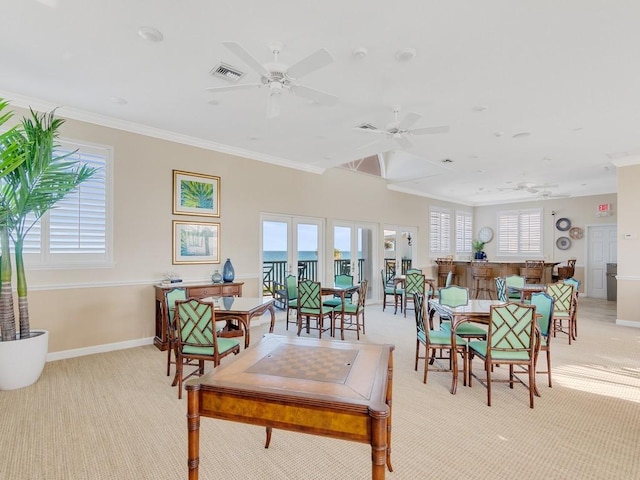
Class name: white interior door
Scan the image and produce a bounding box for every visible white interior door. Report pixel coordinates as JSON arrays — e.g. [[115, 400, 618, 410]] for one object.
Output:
[[587, 225, 617, 298]]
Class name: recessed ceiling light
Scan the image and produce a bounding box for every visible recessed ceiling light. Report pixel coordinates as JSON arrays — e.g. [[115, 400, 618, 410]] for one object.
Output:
[[395, 48, 417, 61], [138, 26, 164, 42], [513, 132, 531, 138], [472, 106, 487, 112], [109, 96, 127, 105], [353, 47, 368, 59], [494, 131, 504, 137]]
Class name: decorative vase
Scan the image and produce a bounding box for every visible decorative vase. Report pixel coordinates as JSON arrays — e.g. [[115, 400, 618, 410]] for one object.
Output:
[[222, 258, 235, 282], [211, 270, 223, 284]]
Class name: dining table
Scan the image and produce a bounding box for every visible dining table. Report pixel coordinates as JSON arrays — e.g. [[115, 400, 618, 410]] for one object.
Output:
[[427, 298, 503, 394], [510, 283, 547, 301], [321, 283, 360, 337]]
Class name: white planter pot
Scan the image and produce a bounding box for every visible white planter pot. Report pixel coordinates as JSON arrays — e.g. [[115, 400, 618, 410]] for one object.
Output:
[[0, 330, 49, 390]]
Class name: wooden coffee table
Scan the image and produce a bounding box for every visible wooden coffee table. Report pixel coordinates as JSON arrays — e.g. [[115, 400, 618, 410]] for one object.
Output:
[[186, 334, 394, 479]]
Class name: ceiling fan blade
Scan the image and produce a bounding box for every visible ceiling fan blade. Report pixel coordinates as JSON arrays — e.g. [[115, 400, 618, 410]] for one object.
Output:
[[395, 135, 413, 149], [222, 41, 270, 77], [410, 125, 450, 135], [397, 112, 422, 130], [206, 83, 262, 93], [290, 84, 338, 106], [287, 48, 334, 79]]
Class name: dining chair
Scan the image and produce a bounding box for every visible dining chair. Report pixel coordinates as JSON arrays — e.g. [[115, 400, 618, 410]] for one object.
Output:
[[438, 286, 487, 340], [562, 277, 580, 339], [285, 274, 298, 330], [495, 277, 507, 303], [297, 280, 334, 338], [403, 271, 425, 318], [323, 274, 354, 308], [530, 291, 555, 387], [505, 274, 525, 300], [174, 298, 240, 399], [381, 269, 402, 314], [521, 260, 545, 284], [414, 292, 467, 386], [546, 281, 576, 344], [164, 287, 187, 378], [468, 302, 538, 408], [335, 279, 368, 340]]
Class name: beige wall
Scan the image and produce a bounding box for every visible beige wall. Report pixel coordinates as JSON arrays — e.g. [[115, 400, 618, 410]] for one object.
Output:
[[615, 164, 640, 326], [5, 108, 634, 356], [8, 109, 461, 355], [474, 194, 618, 291]]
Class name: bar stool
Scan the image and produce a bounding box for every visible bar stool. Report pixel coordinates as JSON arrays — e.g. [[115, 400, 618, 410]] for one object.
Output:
[[557, 258, 576, 280], [435, 257, 456, 288], [471, 261, 493, 299], [520, 260, 544, 284]]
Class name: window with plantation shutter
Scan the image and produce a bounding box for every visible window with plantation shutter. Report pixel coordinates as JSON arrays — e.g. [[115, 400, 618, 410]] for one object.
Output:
[[430, 207, 451, 255], [497, 208, 542, 256], [20, 140, 112, 267], [456, 211, 472, 254]]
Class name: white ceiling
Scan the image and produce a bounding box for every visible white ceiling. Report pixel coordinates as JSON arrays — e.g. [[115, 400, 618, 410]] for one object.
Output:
[[2, 0, 635, 206]]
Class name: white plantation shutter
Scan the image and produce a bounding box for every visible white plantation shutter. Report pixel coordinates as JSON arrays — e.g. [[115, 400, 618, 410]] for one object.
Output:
[[19, 141, 111, 266], [497, 208, 542, 255], [456, 211, 472, 253], [49, 149, 106, 254], [430, 207, 451, 255]]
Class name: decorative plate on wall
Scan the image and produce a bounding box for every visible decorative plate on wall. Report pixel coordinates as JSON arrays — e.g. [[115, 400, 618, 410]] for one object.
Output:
[[569, 227, 584, 240], [556, 217, 571, 231], [556, 236, 572, 250]]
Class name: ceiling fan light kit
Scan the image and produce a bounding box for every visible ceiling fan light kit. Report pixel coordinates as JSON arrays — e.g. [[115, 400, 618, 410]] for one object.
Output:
[[207, 41, 338, 118]]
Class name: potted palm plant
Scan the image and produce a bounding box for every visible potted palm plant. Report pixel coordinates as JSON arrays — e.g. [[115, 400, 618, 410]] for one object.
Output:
[[0, 102, 96, 390], [472, 240, 486, 260]]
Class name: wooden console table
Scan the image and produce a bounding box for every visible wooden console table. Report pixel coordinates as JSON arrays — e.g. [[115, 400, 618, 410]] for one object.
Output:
[[154, 281, 243, 350], [186, 334, 394, 480]]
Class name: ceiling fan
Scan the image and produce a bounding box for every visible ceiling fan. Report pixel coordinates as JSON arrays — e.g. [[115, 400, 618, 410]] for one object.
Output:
[[498, 182, 559, 194], [537, 190, 570, 199], [355, 107, 450, 150], [207, 41, 338, 118]]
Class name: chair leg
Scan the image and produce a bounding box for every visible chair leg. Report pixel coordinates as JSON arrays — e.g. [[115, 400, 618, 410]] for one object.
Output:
[[547, 350, 552, 387], [486, 360, 492, 406]]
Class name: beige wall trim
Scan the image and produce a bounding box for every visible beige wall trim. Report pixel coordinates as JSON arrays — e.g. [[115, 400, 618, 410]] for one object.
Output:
[[615, 276, 640, 281], [47, 337, 154, 362]]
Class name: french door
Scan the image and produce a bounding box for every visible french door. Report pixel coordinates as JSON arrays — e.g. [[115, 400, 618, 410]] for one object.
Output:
[[332, 221, 377, 298], [383, 224, 417, 282], [261, 214, 324, 298]]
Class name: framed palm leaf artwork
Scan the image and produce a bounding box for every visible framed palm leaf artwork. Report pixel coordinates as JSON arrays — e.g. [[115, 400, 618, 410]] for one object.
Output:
[[173, 170, 220, 217], [173, 221, 220, 264]]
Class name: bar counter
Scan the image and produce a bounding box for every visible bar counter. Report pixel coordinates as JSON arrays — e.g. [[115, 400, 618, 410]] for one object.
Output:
[[429, 261, 560, 295]]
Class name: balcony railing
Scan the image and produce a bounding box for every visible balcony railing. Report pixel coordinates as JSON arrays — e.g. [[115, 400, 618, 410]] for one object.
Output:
[[263, 259, 365, 308]]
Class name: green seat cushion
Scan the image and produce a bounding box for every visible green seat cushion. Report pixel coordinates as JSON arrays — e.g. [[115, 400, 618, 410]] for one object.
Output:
[[322, 298, 342, 308], [440, 321, 487, 337], [338, 302, 360, 314], [299, 306, 334, 316], [468, 340, 531, 360], [384, 287, 397, 295], [554, 311, 570, 318], [421, 329, 467, 346], [287, 299, 298, 308], [182, 337, 240, 356]]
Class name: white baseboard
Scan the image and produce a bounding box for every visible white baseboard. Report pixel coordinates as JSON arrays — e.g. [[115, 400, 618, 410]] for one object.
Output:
[[616, 319, 640, 328], [47, 337, 155, 362]]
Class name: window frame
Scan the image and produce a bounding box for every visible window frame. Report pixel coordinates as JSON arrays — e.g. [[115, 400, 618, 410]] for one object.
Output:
[[455, 210, 473, 255], [429, 206, 452, 256], [496, 208, 543, 257], [20, 138, 113, 269]]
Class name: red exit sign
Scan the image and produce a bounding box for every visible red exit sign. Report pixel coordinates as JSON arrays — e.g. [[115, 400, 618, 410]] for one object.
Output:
[[598, 203, 610, 212]]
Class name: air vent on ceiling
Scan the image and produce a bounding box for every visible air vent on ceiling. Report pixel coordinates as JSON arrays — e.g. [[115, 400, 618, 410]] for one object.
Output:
[[355, 123, 378, 131], [210, 62, 245, 82]]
